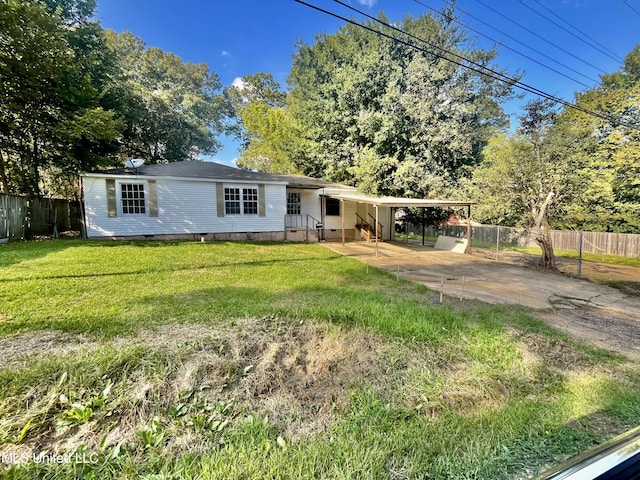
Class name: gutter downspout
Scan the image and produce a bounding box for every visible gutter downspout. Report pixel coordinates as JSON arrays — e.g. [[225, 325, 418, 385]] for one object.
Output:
[[79, 176, 87, 239], [320, 188, 325, 242]]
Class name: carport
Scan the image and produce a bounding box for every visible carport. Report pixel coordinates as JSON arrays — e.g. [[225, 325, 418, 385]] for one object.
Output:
[[326, 192, 476, 256]]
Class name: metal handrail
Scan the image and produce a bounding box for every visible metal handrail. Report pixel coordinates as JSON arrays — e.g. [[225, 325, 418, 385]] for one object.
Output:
[[284, 214, 321, 241]]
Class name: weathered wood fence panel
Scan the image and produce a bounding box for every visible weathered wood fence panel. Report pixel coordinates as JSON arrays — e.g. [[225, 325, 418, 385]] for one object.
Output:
[[0, 194, 26, 238], [0, 194, 81, 238], [552, 230, 640, 258]]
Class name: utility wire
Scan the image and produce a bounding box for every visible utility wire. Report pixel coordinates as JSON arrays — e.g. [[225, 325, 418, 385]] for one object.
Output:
[[624, 0, 640, 18], [332, 1, 608, 120], [414, 0, 594, 89], [417, 0, 599, 86], [517, 0, 623, 64], [530, 0, 623, 63], [293, 0, 640, 131], [471, 0, 608, 75]]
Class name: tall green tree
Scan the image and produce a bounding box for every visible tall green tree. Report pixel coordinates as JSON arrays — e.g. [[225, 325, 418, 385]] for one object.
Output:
[[1, 3, 233, 198], [465, 99, 584, 268], [105, 31, 232, 164], [0, 0, 122, 197], [559, 45, 640, 233], [0, 0, 70, 196], [286, 7, 515, 197], [226, 73, 301, 173]]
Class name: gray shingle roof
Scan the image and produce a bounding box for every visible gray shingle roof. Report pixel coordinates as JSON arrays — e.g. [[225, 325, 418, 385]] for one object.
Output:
[[96, 161, 346, 189]]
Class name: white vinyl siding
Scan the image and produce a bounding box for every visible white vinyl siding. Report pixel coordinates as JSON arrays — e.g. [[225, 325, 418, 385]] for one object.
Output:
[[83, 177, 286, 237]]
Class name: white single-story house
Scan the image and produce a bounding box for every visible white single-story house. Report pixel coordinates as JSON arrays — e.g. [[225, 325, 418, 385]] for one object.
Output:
[[82, 161, 474, 246]]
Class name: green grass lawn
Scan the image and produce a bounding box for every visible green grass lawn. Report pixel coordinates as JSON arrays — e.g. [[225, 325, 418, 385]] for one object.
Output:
[[1, 240, 639, 479]]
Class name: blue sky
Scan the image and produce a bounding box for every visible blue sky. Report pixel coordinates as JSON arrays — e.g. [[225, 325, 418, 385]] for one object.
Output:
[[96, 0, 640, 165]]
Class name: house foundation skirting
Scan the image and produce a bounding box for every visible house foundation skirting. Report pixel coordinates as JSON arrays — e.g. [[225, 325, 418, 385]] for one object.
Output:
[[94, 228, 358, 243], [96, 231, 287, 242]]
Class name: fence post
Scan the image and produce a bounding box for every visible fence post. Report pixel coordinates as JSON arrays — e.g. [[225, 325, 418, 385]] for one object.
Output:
[[578, 231, 583, 277], [420, 207, 425, 245], [495, 225, 500, 261]]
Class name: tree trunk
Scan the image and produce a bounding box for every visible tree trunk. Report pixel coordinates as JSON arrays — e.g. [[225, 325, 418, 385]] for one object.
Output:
[[531, 190, 556, 269], [0, 151, 10, 194], [532, 221, 556, 268]]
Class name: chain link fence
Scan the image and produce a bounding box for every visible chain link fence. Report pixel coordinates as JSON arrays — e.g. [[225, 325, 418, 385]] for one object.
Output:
[[401, 223, 640, 259]]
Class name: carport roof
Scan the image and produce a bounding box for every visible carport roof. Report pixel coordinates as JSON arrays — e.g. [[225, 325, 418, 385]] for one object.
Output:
[[326, 192, 475, 208]]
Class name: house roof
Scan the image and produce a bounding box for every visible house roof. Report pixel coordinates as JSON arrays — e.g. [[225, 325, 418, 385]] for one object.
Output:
[[87, 161, 345, 189], [85, 161, 473, 208]]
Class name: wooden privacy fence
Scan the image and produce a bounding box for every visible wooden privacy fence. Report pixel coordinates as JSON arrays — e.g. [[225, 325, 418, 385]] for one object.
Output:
[[0, 194, 82, 239], [550, 230, 640, 259], [407, 224, 640, 258]]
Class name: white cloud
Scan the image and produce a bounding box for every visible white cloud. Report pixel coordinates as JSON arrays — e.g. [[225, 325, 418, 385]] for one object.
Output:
[[221, 50, 231, 57], [231, 77, 246, 90], [357, 0, 377, 7]]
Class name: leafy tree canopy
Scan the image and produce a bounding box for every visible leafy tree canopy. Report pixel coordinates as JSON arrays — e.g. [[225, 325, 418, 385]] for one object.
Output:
[[285, 6, 516, 197], [465, 99, 587, 267], [558, 44, 640, 233], [104, 30, 232, 165], [225, 73, 301, 173], [0, 0, 231, 197]]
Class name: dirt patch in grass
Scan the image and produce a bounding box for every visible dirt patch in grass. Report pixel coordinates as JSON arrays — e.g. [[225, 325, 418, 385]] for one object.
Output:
[[0, 331, 101, 369], [1, 314, 636, 466], [0, 318, 394, 457], [167, 318, 388, 438], [507, 326, 596, 370], [474, 247, 640, 297]]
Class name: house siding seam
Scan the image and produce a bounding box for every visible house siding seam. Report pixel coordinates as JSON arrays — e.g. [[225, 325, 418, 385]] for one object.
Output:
[[83, 177, 286, 238]]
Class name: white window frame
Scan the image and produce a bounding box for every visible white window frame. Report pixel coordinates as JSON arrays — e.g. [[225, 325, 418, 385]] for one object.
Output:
[[118, 181, 147, 216], [287, 192, 301, 215], [224, 185, 259, 216]]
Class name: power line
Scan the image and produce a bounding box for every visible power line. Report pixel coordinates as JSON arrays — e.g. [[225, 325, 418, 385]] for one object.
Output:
[[517, 0, 623, 64], [331, 1, 610, 120], [471, 0, 608, 75], [418, 0, 600, 86], [332, 0, 545, 97], [414, 0, 595, 89], [292, 0, 640, 131], [530, 0, 624, 63], [624, 0, 640, 18]]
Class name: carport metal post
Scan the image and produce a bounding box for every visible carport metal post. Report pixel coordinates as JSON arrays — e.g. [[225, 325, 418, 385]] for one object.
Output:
[[466, 205, 472, 254], [341, 199, 345, 245]]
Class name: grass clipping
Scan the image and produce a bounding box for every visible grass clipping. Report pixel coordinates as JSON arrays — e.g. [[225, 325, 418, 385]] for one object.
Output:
[[0, 314, 634, 471], [0, 317, 390, 459]]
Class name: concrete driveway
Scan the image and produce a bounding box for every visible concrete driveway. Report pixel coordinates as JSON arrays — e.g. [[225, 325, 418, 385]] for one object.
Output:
[[324, 241, 640, 358], [326, 241, 638, 311]]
